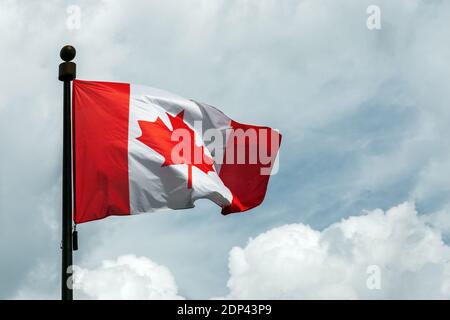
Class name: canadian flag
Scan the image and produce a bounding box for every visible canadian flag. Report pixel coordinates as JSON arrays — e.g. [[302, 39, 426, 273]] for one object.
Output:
[[73, 80, 281, 223]]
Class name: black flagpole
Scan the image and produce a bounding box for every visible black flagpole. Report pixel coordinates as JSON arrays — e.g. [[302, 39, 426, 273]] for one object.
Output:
[[58, 45, 76, 300]]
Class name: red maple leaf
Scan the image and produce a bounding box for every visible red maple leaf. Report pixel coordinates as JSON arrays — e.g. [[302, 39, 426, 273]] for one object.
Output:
[[137, 111, 215, 189]]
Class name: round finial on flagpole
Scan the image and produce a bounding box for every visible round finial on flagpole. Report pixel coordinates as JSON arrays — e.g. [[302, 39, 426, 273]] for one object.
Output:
[[60, 45, 76, 62], [58, 45, 77, 81]]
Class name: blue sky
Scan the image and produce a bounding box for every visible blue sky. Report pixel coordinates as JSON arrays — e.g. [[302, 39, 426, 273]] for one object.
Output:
[[1, 0, 450, 299]]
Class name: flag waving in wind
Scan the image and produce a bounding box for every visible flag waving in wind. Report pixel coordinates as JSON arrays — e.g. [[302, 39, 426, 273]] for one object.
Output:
[[73, 80, 281, 223]]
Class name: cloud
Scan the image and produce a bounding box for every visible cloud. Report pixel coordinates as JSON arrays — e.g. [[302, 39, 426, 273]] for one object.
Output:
[[421, 207, 450, 239], [14, 203, 450, 300], [2, 0, 450, 299], [222, 203, 450, 299], [73, 255, 183, 300]]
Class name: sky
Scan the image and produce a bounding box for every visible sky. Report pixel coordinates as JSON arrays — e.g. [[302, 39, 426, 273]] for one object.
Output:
[[0, 0, 450, 299]]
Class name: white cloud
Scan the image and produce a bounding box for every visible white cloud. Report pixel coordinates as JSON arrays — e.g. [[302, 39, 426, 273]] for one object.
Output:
[[2, 0, 450, 299], [73, 255, 183, 300], [15, 204, 450, 300], [222, 203, 450, 299]]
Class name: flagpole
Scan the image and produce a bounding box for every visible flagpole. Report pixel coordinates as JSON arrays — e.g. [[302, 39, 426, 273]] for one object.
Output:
[[58, 45, 76, 300]]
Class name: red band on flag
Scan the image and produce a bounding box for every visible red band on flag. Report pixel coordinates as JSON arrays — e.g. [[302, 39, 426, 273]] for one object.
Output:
[[73, 80, 131, 223], [220, 121, 282, 214]]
